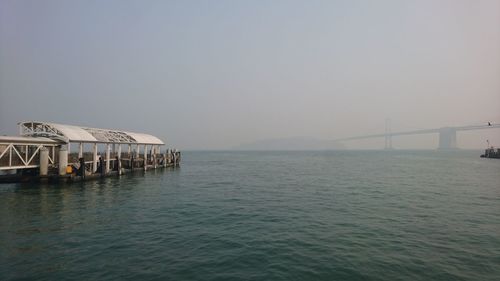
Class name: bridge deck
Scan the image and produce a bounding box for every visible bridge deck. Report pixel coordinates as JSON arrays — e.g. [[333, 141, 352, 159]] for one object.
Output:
[[336, 124, 500, 141]]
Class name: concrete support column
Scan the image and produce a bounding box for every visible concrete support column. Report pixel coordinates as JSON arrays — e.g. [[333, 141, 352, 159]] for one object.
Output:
[[93, 143, 98, 173], [150, 145, 153, 166], [39, 148, 49, 176], [130, 145, 135, 170], [153, 145, 157, 168], [136, 144, 140, 158], [105, 144, 110, 174], [157, 146, 161, 166], [128, 144, 131, 157], [117, 145, 122, 160], [438, 128, 457, 150], [144, 144, 148, 170], [59, 148, 68, 176], [117, 145, 122, 175], [78, 143, 83, 158]]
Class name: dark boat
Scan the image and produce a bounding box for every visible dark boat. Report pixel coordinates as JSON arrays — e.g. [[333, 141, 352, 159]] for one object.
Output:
[[480, 147, 500, 159]]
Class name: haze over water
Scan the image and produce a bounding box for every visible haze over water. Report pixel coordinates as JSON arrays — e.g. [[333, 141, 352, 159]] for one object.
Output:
[[1, 0, 499, 149], [2, 151, 499, 280]]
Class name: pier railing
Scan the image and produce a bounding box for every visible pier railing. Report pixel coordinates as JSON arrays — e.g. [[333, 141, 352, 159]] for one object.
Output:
[[0, 142, 59, 171]]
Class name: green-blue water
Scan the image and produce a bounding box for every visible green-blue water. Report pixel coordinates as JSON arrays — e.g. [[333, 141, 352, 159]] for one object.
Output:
[[1, 151, 499, 280]]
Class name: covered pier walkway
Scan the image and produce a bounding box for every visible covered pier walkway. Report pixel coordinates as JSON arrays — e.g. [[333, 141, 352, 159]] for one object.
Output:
[[0, 121, 179, 182]]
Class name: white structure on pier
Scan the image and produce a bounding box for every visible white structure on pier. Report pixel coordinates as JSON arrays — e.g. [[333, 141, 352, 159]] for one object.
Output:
[[1, 121, 166, 174], [0, 136, 61, 171]]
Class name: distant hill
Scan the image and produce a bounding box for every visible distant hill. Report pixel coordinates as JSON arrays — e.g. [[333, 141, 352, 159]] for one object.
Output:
[[233, 136, 345, 150]]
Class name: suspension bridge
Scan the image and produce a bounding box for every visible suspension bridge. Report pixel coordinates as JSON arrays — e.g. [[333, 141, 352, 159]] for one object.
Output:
[[335, 122, 500, 150]]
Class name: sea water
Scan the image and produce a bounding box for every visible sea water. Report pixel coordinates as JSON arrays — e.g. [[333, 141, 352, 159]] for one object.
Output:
[[1, 150, 499, 280]]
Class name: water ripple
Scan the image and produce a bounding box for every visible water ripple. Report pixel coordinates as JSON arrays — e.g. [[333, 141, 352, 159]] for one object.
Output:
[[1, 151, 499, 280]]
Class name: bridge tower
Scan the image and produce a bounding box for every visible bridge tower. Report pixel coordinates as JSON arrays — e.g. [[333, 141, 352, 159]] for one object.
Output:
[[384, 118, 393, 150], [438, 127, 457, 150]]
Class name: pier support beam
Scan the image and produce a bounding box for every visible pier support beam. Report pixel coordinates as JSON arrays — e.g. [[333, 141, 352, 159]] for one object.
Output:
[[59, 148, 68, 176], [167, 149, 172, 165], [143, 144, 148, 171], [105, 144, 110, 174], [93, 143, 98, 173], [78, 143, 83, 158], [39, 148, 49, 176], [117, 145, 122, 175], [153, 145, 157, 168]]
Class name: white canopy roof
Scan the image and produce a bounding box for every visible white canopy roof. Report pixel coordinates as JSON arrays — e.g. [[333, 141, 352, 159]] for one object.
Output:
[[18, 121, 165, 145], [0, 136, 61, 144]]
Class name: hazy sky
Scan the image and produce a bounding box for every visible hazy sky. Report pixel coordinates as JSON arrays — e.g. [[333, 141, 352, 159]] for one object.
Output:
[[1, 0, 499, 149]]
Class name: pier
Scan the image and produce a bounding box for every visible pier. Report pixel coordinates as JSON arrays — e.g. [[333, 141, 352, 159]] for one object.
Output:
[[0, 121, 180, 183]]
